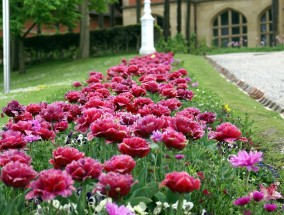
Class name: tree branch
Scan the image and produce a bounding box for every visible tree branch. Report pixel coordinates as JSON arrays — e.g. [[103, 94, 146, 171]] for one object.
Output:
[[22, 22, 37, 38]]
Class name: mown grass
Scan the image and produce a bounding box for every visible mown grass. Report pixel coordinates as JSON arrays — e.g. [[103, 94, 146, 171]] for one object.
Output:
[[0, 53, 283, 172], [206, 46, 284, 55], [0, 54, 135, 112], [177, 54, 284, 171]]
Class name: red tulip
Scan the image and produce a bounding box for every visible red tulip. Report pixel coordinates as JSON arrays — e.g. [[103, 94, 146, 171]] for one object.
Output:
[[66, 157, 103, 181], [26, 169, 75, 201], [0, 149, 32, 167], [162, 129, 188, 150], [160, 171, 201, 193], [104, 155, 136, 174], [119, 137, 151, 158], [1, 161, 37, 188], [94, 172, 134, 199], [208, 122, 247, 143], [49, 146, 85, 169]]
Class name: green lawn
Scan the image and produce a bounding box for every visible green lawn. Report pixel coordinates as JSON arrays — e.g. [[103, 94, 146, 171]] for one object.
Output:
[[177, 54, 284, 170], [0, 53, 283, 171]]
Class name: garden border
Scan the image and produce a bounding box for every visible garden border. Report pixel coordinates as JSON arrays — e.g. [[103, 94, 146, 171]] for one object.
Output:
[[205, 56, 284, 119]]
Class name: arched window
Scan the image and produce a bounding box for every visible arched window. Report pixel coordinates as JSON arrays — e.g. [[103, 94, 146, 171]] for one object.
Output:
[[212, 9, 248, 47], [260, 8, 273, 46]]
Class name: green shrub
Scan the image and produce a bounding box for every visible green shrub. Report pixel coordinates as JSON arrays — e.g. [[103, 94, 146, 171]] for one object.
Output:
[[156, 34, 188, 53], [22, 24, 162, 64]]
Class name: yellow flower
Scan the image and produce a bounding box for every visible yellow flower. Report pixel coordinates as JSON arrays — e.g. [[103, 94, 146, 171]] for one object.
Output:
[[223, 104, 231, 112], [150, 54, 156, 58]]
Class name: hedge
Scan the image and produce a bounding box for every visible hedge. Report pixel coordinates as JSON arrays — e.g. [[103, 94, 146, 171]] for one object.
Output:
[[22, 24, 162, 64]]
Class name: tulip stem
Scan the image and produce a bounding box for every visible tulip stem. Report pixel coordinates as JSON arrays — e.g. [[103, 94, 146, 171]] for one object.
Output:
[[177, 193, 184, 215], [245, 170, 250, 189]]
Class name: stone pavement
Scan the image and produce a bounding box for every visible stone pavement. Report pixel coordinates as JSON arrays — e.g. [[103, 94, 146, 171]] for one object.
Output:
[[206, 51, 284, 117]]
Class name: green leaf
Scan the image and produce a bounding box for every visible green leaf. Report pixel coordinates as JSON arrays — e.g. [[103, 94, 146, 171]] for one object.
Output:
[[154, 191, 168, 202], [127, 197, 152, 206], [150, 142, 160, 150], [131, 181, 159, 199]]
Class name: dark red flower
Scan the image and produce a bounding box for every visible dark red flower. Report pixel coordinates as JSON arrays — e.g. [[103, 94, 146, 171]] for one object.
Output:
[[0, 149, 32, 167], [65, 91, 82, 103], [0, 130, 27, 150], [208, 122, 248, 143], [170, 117, 204, 140], [104, 155, 136, 174], [131, 85, 146, 97], [65, 157, 103, 181], [75, 108, 103, 133], [94, 172, 134, 199], [160, 171, 201, 193], [2, 100, 25, 117], [119, 137, 151, 158], [72, 81, 82, 87], [87, 118, 128, 142], [14, 112, 33, 122], [138, 103, 171, 117], [54, 121, 68, 132], [177, 89, 194, 100], [40, 103, 65, 122], [26, 169, 75, 201], [1, 161, 37, 188], [142, 81, 159, 94], [134, 115, 165, 138], [35, 128, 56, 141], [49, 147, 85, 169], [26, 103, 41, 116], [196, 112, 217, 124], [158, 98, 181, 111], [162, 129, 188, 150]]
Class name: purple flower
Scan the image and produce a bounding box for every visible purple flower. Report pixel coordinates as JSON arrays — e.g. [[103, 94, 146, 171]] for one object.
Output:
[[24, 135, 41, 143], [233, 196, 251, 206], [243, 210, 252, 215], [106, 202, 134, 215], [191, 82, 199, 87], [31, 120, 41, 131], [229, 150, 263, 172], [150, 130, 163, 142], [264, 203, 277, 212], [175, 154, 185, 160], [251, 191, 264, 202]]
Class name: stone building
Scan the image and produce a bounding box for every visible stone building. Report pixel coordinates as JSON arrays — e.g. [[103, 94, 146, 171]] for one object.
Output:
[[122, 0, 284, 47]]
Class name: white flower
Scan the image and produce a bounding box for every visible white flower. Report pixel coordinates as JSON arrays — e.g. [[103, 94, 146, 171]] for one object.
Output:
[[95, 198, 112, 213], [35, 205, 45, 215], [201, 209, 207, 215], [153, 206, 162, 215], [163, 202, 170, 209], [126, 203, 135, 213], [133, 202, 148, 215], [50, 200, 62, 210], [155, 201, 162, 207], [184, 201, 194, 212], [171, 200, 194, 211]]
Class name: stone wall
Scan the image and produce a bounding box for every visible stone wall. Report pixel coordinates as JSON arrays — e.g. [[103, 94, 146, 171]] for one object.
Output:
[[122, 0, 284, 48]]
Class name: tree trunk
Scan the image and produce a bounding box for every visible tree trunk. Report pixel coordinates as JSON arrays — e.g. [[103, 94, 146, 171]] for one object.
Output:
[[136, 0, 141, 24], [18, 37, 25, 74], [98, 13, 104, 29], [110, 4, 116, 27], [177, 0, 182, 34], [78, 0, 90, 59], [163, 0, 170, 41], [11, 36, 19, 71], [186, 0, 191, 42], [272, 0, 279, 45]]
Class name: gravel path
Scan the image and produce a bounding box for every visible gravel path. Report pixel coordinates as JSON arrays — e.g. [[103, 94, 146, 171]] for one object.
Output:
[[207, 51, 284, 109]]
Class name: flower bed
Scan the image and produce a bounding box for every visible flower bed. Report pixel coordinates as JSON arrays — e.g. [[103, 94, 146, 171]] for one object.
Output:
[[0, 53, 283, 214]]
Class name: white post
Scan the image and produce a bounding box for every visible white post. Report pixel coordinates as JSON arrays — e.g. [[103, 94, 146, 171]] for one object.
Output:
[[139, 0, 156, 55], [2, 0, 10, 94]]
